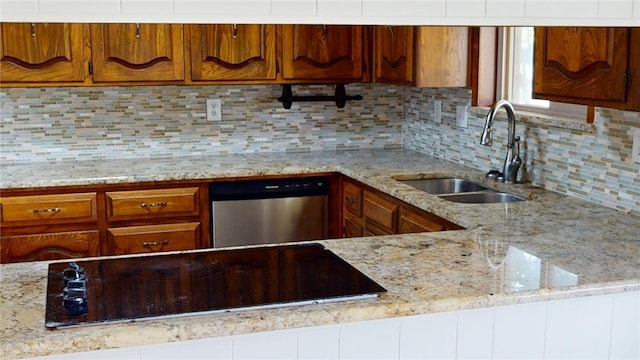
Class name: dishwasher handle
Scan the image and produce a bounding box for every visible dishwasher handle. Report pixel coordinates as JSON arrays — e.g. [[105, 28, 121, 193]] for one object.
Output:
[[210, 176, 329, 201]]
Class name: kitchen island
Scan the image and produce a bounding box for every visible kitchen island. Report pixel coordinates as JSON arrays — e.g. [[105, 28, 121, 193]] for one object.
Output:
[[1, 149, 639, 359]]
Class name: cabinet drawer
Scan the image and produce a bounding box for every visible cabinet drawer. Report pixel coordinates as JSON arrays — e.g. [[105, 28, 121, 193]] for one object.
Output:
[[343, 181, 362, 217], [398, 207, 463, 233], [0, 230, 99, 264], [363, 190, 398, 232], [107, 222, 200, 255], [106, 187, 200, 221], [364, 221, 394, 237], [0, 193, 97, 226], [398, 207, 446, 233]]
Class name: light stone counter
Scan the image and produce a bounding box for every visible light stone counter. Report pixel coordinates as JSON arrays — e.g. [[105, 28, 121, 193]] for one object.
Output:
[[1, 149, 639, 359]]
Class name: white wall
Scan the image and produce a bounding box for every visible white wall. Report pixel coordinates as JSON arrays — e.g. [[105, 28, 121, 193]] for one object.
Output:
[[27, 291, 640, 360], [1, 0, 639, 26]]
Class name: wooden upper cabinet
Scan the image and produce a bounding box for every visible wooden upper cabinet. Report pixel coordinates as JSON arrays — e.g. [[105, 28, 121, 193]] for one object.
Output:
[[0, 23, 85, 83], [89, 23, 184, 82], [280, 25, 364, 81], [374, 26, 415, 86], [374, 26, 468, 87], [188, 24, 276, 81], [534, 27, 639, 110]]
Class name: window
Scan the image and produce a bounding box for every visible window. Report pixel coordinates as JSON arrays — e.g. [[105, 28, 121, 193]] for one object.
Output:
[[500, 27, 588, 120]]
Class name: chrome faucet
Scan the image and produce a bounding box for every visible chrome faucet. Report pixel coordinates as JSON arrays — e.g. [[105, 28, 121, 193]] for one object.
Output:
[[480, 100, 522, 183]]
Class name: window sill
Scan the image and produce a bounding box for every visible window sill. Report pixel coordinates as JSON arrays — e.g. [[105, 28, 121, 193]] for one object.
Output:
[[470, 107, 596, 134]]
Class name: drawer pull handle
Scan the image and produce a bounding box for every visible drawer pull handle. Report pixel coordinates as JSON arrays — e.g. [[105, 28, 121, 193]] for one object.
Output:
[[140, 202, 167, 208], [32, 207, 61, 214], [142, 240, 169, 247]]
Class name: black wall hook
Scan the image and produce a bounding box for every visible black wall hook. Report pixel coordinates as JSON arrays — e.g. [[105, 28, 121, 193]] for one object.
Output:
[[277, 84, 363, 109]]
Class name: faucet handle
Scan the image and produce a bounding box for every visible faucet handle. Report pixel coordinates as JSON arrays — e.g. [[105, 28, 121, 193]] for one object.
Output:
[[513, 136, 521, 157]]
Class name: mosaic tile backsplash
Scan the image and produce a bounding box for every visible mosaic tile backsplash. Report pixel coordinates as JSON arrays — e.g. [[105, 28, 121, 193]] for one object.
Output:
[[403, 87, 640, 215], [0, 84, 402, 163], [1, 84, 639, 214]]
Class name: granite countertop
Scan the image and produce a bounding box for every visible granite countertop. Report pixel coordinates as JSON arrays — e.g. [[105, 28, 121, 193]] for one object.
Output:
[[1, 148, 639, 359]]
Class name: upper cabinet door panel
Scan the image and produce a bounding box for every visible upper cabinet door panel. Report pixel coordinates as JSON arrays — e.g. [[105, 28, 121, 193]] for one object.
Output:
[[189, 24, 276, 81], [0, 23, 85, 82], [90, 23, 184, 82], [374, 26, 414, 85], [533, 27, 629, 103], [281, 25, 363, 81]]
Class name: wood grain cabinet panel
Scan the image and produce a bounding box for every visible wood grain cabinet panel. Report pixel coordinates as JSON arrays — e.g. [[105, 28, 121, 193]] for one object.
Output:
[[0, 230, 99, 263], [281, 24, 364, 81], [343, 216, 363, 238], [343, 180, 363, 217], [188, 24, 276, 81], [363, 190, 398, 232], [105, 187, 199, 221], [0, 192, 97, 226], [107, 222, 200, 255], [374, 26, 468, 87], [341, 176, 463, 239], [0, 23, 85, 83], [534, 27, 630, 105], [374, 26, 415, 86], [90, 23, 184, 82]]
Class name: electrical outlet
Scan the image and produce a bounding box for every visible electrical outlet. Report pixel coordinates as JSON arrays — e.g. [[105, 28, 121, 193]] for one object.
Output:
[[206, 98, 222, 121], [433, 100, 442, 124], [632, 127, 640, 163], [456, 105, 468, 128]]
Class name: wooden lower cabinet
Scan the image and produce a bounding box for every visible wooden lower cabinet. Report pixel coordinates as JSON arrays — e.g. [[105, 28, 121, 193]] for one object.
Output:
[[344, 216, 363, 238], [363, 190, 398, 233], [106, 222, 200, 255], [0, 230, 99, 263], [398, 207, 460, 233], [341, 176, 463, 238]]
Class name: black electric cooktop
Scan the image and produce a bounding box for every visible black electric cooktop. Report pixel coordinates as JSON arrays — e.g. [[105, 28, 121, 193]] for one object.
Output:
[[45, 243, 386, 329]]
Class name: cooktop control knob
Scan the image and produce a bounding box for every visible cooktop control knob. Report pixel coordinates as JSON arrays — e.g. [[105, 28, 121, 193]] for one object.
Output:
[[61, 262, 88, 316]]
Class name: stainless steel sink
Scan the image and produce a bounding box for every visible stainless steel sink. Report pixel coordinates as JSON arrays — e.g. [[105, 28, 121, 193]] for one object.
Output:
[[397, 177, 526, 204], [398, 178, 489, 195], [439, 192, 525, 203]]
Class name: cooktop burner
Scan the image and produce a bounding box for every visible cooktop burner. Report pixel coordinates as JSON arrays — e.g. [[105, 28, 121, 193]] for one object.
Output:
[[45, 243, 386, 329]]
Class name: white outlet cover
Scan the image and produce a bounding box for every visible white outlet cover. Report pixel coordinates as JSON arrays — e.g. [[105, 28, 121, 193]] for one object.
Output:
[[433, 100, 442, 124], [456, 105, 468, 128], [206, 98, 222, 121], [632, 128, 640, 163]]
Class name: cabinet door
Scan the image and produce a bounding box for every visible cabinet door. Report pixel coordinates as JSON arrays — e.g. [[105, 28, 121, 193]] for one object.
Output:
[[281, 25, 363, 81], [533, 27, 630, 104], [189, 24, 276, 81], [344, 216, 363, 238], [0, 23, 85, 83], [0, 230, 99, 264], [374, 26, 414, 85], [90, 23, 184, 82]]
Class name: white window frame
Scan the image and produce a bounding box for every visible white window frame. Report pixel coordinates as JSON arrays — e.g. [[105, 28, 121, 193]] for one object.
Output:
[[498, 27, 589, 121]]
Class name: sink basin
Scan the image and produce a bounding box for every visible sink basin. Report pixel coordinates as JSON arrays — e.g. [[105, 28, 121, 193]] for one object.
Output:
[[439, 192, 526, 204], [398, 178, 489, 195], [396, 177, 527, 204]]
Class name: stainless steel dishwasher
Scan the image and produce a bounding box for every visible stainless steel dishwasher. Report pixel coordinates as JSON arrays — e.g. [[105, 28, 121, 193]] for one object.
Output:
[[209, 176, 329, 248]]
